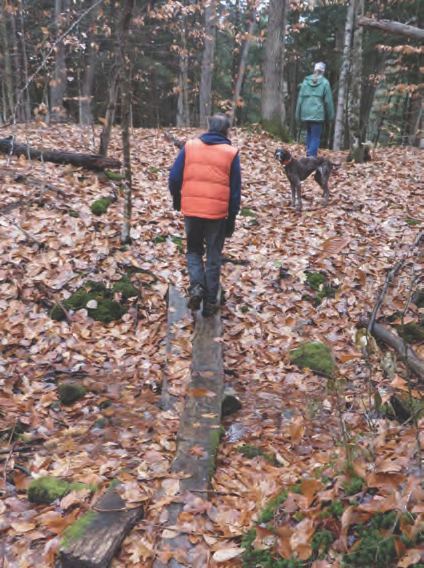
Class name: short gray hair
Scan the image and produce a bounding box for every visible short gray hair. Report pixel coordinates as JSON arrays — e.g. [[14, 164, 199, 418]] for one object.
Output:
[[208, 114, 230, 136]]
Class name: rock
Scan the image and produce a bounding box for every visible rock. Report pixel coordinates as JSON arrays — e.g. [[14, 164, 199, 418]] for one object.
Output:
[[290, 341, 337, 376], [58, 383, 86, 405], [221, 390, 242, 417]]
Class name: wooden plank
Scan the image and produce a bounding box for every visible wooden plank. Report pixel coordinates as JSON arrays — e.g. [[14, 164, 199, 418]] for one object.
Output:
[[161, 285, 190, 411], [60, 485, 143, 568], [154, 300, 224, 568]]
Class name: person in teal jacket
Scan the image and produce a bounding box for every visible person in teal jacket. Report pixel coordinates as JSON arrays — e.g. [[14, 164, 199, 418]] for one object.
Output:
[[295, 62, 335, 157]]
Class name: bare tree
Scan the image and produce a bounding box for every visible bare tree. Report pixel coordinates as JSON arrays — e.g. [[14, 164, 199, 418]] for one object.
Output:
[[199, 0, 218, 128], [261, 0, 289, 137], [176, 3, 190, 127], [50, 0, 70, 121], [229, 7, 256, 126], [79, 0, 101, 126], [347, 0, 365, 162], [333, 0, 356, 151]]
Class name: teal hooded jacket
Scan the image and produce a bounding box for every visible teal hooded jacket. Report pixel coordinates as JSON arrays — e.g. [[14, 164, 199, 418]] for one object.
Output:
[[295, 74, 335, 123]]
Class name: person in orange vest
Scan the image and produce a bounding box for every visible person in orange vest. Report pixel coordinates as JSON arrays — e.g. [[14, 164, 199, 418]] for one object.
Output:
[[169, 114, 242, 318]]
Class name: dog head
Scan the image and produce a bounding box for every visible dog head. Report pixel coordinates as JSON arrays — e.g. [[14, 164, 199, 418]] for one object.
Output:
[[274, 148, 291, 164]]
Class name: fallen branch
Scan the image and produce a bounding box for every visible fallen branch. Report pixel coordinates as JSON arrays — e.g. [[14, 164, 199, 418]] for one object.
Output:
[[357, 16, 424, 41], [164, 131, 185, 149], [0, 137, 121, 171], [364, 320, 424, 384]]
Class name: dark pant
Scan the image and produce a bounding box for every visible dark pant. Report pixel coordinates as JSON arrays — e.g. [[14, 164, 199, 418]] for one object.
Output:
[[184, 216, 226, 302], [305, 121, 323, 157]]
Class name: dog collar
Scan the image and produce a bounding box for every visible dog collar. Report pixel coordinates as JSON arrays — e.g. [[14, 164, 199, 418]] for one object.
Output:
[[282, 157, 292, 168]]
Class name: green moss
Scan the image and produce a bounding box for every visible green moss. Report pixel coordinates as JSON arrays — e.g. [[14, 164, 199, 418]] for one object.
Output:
[[154, 234, 167, 244], [238, 444, 277, 465], [305, 271, 335, 305], [241, 305, 249, 313], [240, 207, 256, 218], [261, 118, 292, 142], [28, 477, 94, 505], [208, 427, 224, 482], [413, 289, 424, 309], [394, 322, 424, 343], [311, 529, 335, 555], [405, 217, 421, 226], [149, 167, 160, 173], [90, 197, 111, 216], [290, 342, 337, 376], [112, 275, 139, 301], [342, 471, 365, 496], [109, 479, 120, 489], [259, 490, 288, 523], [171, 236, 184, 253], [68, 209, 79, 218], [50, 280, 127, 323], [58, 383, 86, 404], [319, 500, 344, 519], [104, 170, 125, 181], [61, 510, 99, 548]]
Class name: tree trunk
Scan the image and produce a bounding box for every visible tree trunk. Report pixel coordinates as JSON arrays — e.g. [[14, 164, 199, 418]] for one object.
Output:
[[119, 8, 134, 245], [347, 0, 365, 162], [1, 3, 15, 119], [80, 0, 100, 126], [17, 2, 31, 121], [50, 0, 69, 121], [407, 91, 422, 147], [333, 0, 355, 151], [199, 0, 218, 128], [98, 0, 135, 157], [288, 9, 300, 139], [10, 8, 23, 122], [357, 16, 424, 41], [261, 0, 289, 137], [229, 10, 255, 126], [176, 7, 190, 127]]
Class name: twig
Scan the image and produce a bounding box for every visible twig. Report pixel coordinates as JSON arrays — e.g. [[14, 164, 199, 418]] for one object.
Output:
[[401, 268, 423, 486], [0, 211, 42, 246], [367, 230, 423, 335], [3, 441, 16, 487]]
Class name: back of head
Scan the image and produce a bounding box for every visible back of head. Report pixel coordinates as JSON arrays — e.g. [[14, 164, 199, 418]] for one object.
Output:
[[208, 114, 230, 137], [313, 62, 326, 83]]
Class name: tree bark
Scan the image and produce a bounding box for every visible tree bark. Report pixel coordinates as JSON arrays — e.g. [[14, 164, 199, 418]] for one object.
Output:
[[0, 138, 121, 170], [80, 0, 100, 126], [98, 0, 134, 157], [1, 3, 15, 119], [176, 5, 190, 127], [199, 0, 218, 128], [333, 0, 356, 151], [261, 0, 289, 137], [357, 16, 424, 41], [229, 9, 255, 126], [347, 0, 365, 162], [17, 1, 31, 121], [50, 0, 70, 121]]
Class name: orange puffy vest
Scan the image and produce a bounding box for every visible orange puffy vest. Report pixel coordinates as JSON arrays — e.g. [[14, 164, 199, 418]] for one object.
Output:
[[181, 138, 238, 219]]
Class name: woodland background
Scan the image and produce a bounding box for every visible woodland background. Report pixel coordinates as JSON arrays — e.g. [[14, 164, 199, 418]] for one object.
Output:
[[0, 0, 422, 153]]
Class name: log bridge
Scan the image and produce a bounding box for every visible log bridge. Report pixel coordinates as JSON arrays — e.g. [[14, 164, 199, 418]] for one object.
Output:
[[60, 285, 225, 567]]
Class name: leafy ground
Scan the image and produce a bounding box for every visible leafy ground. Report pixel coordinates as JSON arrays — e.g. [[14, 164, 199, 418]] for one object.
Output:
[[0, 124, 423, 567]]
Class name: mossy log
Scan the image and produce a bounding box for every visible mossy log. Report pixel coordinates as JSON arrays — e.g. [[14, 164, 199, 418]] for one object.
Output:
[[60, 485, 143, 568], [0, 137, 121, 171], [154, 291, 224, 568], [161, 285, 190, 412], [58, 383, 86, 405]]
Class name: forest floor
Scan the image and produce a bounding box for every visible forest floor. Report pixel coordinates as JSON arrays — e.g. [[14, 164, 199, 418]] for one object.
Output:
[[0, 124, 423, 568]]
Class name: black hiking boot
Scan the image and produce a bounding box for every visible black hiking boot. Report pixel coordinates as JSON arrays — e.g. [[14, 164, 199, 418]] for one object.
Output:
[[202, 300, 219, 318], [187, 285, 204, 311]]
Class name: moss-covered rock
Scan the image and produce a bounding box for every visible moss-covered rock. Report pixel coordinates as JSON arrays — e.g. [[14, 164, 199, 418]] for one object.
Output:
[[50, 280, 127, 323], [305, 271, 335, 305], [290, 342, 337, 376], [240, 207, 256, 218], [58, 383, 86, 405], [104, 170, 125, 181], [90, 197, 111, 216], [111, 275, 139, 301], [28, 477, 92, 504]]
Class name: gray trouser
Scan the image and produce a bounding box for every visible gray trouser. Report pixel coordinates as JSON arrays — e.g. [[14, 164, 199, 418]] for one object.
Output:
[[184, 216, 226, 302]]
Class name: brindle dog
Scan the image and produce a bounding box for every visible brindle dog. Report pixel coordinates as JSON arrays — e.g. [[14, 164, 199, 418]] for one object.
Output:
[[274, 148, 339, 210]]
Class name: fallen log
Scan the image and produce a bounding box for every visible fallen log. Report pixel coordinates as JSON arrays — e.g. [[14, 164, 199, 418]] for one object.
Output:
[[0, 137, 121, 171], [164, 131, 185, 149], [161, 285, 190, 412], [367, 321, 424, 384], [154, 291, 224, 568], [357, 17, 424, 41], [60, 484, 143, 568]]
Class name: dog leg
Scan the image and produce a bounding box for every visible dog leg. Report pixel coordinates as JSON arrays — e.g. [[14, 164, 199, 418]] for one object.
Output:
[[323, 183, 329, 206], [290, 182, 296, 207], [296, 183, 302, 210]]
